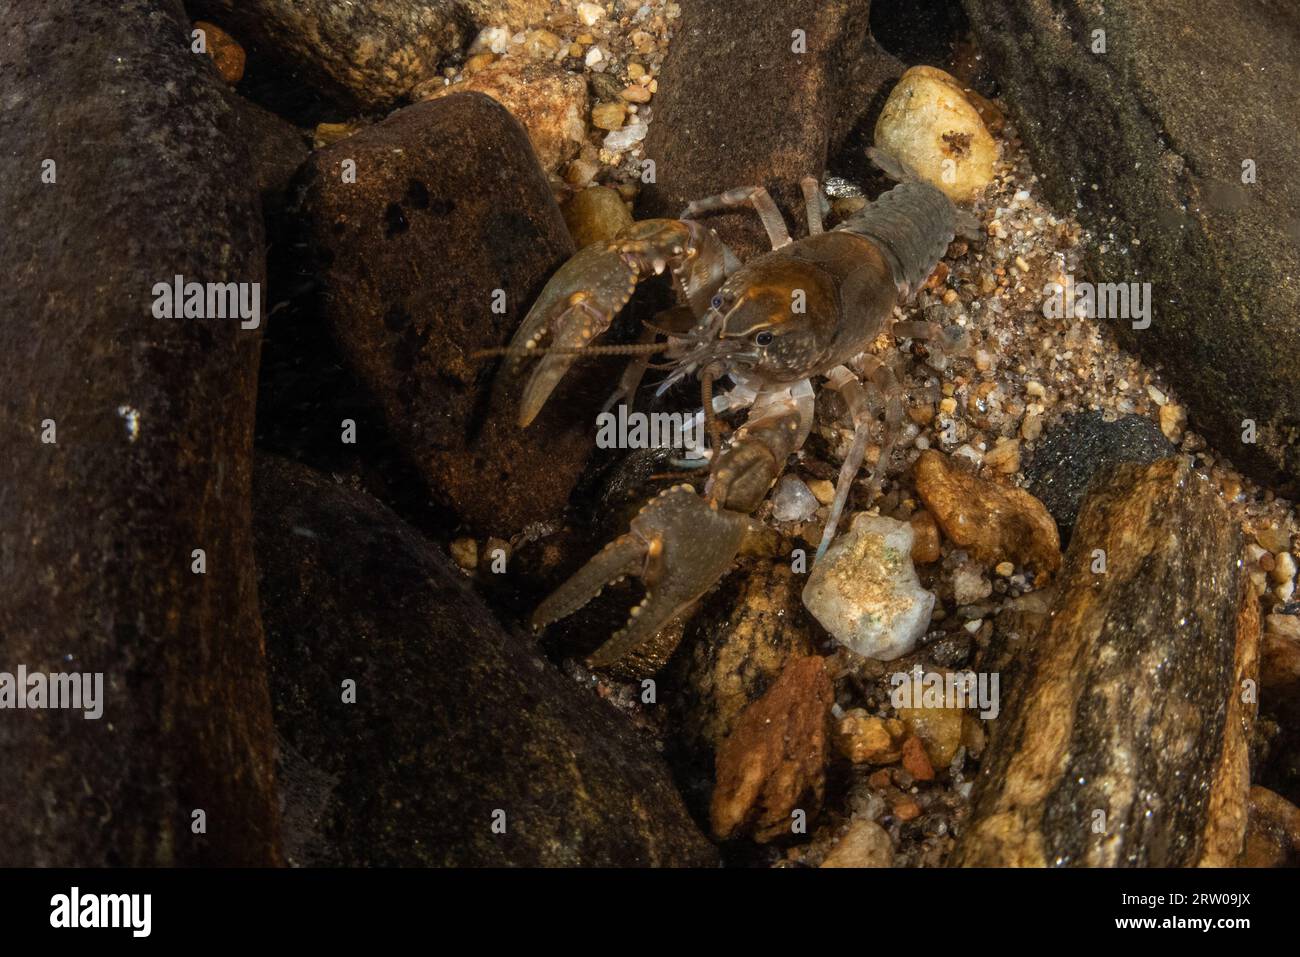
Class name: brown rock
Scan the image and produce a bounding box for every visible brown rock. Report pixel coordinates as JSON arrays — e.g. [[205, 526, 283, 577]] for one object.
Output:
[[425, 60, 588, 171], [834, 710, 904, 765], [900, 735, 936, 781], [1238, 787, 1300, 867], [710, 656, 833, 843], [255, 457, 717, 866], [194, 20, 245, 84], [908, 509, 942, 563], [891, 796, 922, 822], [302, 93, 601, 537], [562, 186, 633, 248], [0, 0, 279, 865], [820, 819, 894, 868], [913, 449, 1061, 578], [952, 458, 1258, 867], [638, 0, 900, 260]]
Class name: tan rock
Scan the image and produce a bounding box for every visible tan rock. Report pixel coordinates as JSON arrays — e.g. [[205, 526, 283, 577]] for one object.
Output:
[[983, 437, 1021, 474], [312, 120, 364, 149], [874, 65, 997, 203], [833, 709, 904, 765], [561, 186, 632, 248], [913, 449, 1061, 578], [908, 509, 942, 563], [896, 703, 963, 769], [1159, 402, 1187, 441], [820, 819, 894, 868], [591, 100, 627, 131], [426, 61, 587, 171], [1239, 786, 1300, 867], [807, 478, 836, 506], [710, 656, 833, 843]]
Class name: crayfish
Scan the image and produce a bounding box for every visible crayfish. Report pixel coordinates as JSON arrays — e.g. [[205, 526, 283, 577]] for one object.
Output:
[[485, 150, 975, 669]]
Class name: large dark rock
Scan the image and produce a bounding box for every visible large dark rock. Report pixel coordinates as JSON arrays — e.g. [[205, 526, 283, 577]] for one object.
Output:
[[639, 0, 902, 260], [0, 0, 279, 865], [189, 0, 552, 111], [254, 456, 718, 867], [952, 458, 1257, 867], [962, 0, 1300, 491], [300, 93, 607, 538]]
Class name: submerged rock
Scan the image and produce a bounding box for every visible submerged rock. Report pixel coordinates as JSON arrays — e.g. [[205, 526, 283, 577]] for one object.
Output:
[[1239, 787, 1300, 867], [874, 65, 997, 203], [254, 456, 717, 867], [914, 449, 1061, 578], [820, 819, 893, 868], [803, 513, 935, 661], [953, 457, 1257, 867], [668, 560, 817, 765], [639, 0, 899, 260], [562, 185, 633, 248], [301, 93, 600, 537], [0, 0, 279, 866], [771, 475, 820, 523], [190, 0, 553, 110]]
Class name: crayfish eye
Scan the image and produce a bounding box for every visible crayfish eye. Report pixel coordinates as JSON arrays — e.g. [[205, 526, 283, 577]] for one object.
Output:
[[754, 331, 774, 346], [710, 295, 723, 309]]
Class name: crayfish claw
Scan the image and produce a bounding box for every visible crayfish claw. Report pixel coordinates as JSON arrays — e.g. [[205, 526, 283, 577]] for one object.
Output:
[[532, 485, 751, 670], [505, 243, 641, 426]]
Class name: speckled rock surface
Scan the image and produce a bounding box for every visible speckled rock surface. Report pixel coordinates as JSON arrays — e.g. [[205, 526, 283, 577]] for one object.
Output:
[[301, 93, 605, 537], [424, 58, 589, 171], [0, 0, 280, 865], [667, 560, 816, 768], [190, 0, 554, 110], [962, 0, 1300, 491], [952, 458, 1257, 867], [228, 92, 310, 207], [638, 0, 900, 259], [254, 456, 718, 867], [1024, 411, 1175, 541]]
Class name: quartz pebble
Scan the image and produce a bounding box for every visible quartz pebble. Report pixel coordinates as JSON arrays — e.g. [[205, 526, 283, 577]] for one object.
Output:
[[771, 475, 819, 523], [802, 513, 936, 661]]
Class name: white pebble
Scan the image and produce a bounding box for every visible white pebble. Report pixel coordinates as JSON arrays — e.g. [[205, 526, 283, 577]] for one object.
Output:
[[470, 26, 511, 55], [585, 45, 604, 67], [576, 2, 605, 26], [802, 514, 935, 661], [602, 120, 647, 151]]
